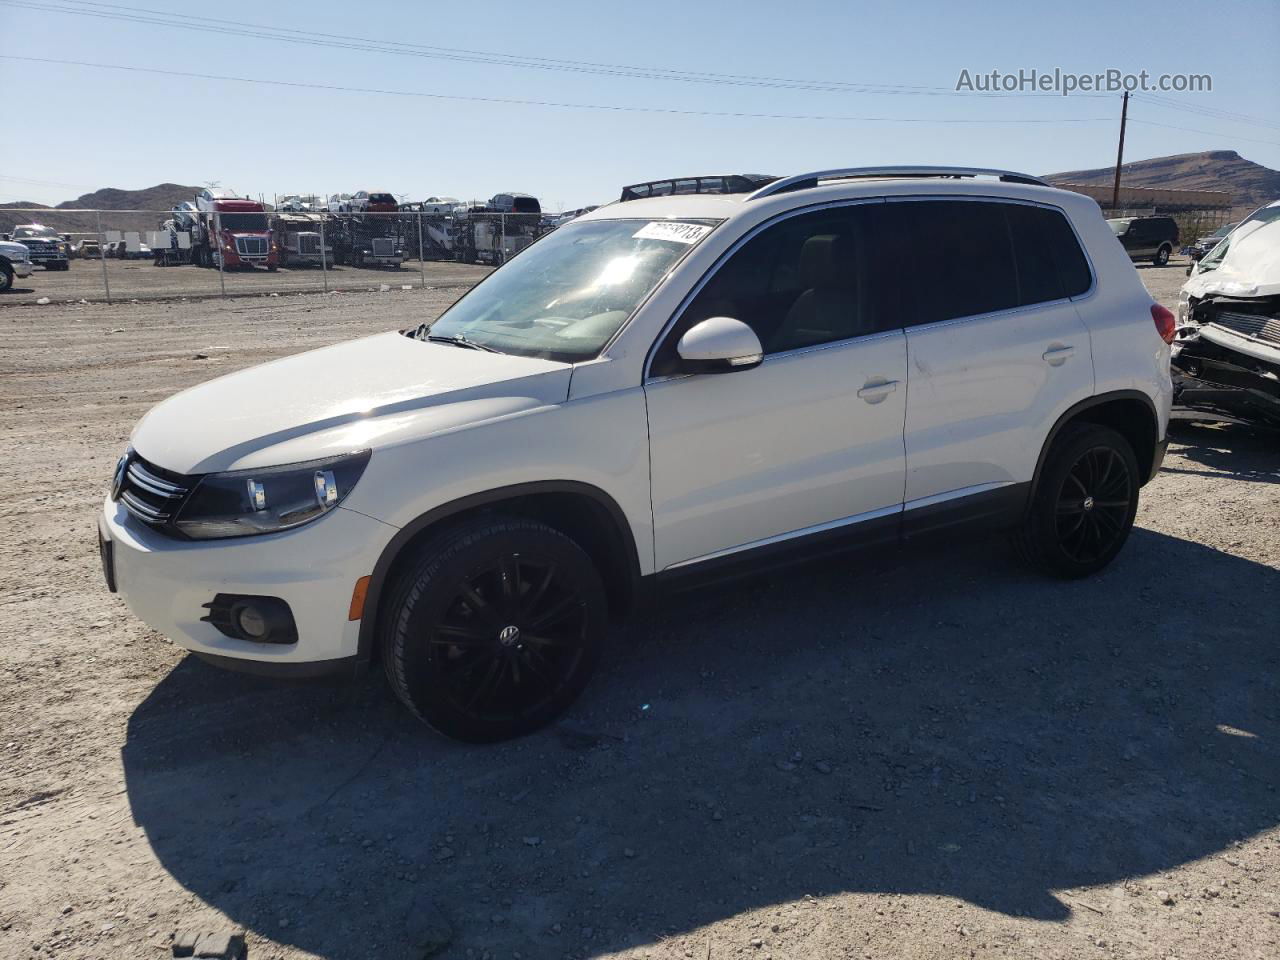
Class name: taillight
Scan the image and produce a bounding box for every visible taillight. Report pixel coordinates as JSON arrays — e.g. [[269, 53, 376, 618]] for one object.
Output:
[[1151, 303, 1176, 344]]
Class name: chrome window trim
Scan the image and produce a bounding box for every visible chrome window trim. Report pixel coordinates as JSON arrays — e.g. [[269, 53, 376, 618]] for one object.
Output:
[[642, 193, 1098, 381]]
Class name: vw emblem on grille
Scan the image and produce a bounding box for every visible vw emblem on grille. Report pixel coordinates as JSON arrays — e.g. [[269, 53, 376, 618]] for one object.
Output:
[[498, 625, 521, 647], [110, 453, 130, 501]]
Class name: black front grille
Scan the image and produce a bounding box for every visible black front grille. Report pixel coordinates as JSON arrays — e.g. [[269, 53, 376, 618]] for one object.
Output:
[[116, 455, 193, 529], [1210, 311, 1280, 348]]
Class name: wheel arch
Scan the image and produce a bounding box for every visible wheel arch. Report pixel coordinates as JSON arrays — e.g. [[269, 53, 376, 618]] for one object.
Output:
[[1031, 390, 1161, 500], [356, 481, 642, 662]]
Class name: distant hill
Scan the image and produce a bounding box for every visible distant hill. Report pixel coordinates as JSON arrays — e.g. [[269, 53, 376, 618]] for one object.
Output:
[[1044, 150, 1279, 217], [1, 183, 201, 236]]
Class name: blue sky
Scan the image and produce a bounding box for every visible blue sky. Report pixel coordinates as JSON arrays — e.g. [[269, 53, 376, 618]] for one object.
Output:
[[2, 0, 1277, 210]]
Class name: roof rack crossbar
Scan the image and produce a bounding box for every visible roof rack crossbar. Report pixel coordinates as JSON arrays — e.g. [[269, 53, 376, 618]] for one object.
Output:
[[746, 166, 1050, 201]]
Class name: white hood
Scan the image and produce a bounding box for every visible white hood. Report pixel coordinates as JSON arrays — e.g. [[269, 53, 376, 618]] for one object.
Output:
[[131, 331, 572, 474], [1183, 200, 1280, 300]]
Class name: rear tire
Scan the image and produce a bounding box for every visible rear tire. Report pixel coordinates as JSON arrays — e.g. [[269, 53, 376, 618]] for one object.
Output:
[[1153, 245, 1171, 266], [1013, 422, 1140, 579], [381, 517, 607, 743]]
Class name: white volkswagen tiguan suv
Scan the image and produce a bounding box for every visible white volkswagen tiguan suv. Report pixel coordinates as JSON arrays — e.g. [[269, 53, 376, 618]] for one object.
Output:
[[100, 167, 1174, 742]]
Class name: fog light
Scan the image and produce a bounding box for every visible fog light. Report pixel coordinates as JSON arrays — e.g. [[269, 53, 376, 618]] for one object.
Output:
[[201, 593, 298, 644], [235, 604, 268, 639]]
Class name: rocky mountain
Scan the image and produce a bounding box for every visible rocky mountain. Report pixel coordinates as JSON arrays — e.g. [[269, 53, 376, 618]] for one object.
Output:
[[1044, 150, 1279, 216], [1, 183, 201, 235]]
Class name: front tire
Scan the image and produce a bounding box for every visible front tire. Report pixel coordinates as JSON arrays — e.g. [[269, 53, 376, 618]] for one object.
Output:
[[381, 517, 607, 742], [0, 263, 13, 292], [1014, 423, 1140, 578]]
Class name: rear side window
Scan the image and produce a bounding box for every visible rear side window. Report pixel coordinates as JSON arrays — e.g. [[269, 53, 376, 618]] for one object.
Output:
[[1006, 204, 1093, 302], [900, 201, 1019, 324]]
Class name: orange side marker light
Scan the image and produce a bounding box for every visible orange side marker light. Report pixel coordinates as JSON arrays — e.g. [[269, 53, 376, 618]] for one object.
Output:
[[348, 575, 372, 621]]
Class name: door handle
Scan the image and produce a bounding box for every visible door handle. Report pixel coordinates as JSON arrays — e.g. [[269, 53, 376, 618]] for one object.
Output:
[[1042, 345, 1075, 366], [857, 379, 899, 403]]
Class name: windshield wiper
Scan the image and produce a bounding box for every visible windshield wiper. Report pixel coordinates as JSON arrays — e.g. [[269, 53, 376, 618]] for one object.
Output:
[[424, 333, 500, 354]]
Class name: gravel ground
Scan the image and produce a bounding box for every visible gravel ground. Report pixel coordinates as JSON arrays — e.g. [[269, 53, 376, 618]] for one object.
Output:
[[2, 260, 1277, 960], [3, 257, 492, 305]]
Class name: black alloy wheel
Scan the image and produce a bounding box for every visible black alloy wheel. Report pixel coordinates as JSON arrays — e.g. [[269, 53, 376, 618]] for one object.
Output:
[[1014, 422, 1141, 578], [383, 517, 607, 742], [1054, 445, 1134, 565], [431, 553, 589, 723]]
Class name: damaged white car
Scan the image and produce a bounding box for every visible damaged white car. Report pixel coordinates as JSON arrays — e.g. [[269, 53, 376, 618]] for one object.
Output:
[[1173, 199, 1280, 428]]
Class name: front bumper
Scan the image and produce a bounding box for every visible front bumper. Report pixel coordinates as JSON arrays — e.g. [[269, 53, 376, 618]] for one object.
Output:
[[11, 259, 34, 278], [99, 496, 395, 666]]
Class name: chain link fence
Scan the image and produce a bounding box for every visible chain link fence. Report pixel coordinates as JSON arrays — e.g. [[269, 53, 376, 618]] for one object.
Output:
[[1, 207, 557, 305]]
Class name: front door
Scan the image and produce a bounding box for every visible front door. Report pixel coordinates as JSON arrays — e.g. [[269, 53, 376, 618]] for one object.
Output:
[[644, 202, 908, 571]]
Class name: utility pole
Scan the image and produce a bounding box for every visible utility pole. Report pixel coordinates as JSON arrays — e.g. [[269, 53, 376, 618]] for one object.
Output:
[[1111, 90, 1129, 213]]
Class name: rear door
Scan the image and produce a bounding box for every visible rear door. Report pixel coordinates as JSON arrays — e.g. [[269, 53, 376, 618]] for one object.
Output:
[[892, 198, 1095, 524]]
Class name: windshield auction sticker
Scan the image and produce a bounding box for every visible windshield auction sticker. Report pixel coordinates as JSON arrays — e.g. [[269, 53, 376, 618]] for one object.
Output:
[[633, 221, 712, 244]]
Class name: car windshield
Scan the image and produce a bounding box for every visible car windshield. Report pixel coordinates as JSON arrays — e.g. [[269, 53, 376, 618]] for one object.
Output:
[[14, 226, 58, 239], [423, 217, 720, 362], [218, 213, 268, 231], [1107, 219, 1132, 235], [1197, 205, 1280, 272], [369, 193, 396, 204]]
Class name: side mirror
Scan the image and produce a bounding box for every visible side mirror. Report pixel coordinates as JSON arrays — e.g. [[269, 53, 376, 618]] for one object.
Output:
[[676, 317, 763, 373]]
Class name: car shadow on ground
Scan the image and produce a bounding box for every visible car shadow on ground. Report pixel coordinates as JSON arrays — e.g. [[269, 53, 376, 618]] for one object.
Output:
[[121, 524, 1279, 959], [1165, 417, 1280, 484]]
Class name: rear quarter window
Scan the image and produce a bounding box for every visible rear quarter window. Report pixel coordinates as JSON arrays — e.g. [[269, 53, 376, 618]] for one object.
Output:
[[1006, 204, 1092, 303]]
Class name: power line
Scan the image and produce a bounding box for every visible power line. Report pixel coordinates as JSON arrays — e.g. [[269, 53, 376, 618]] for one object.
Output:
[[1, 0, 1110, 100], [0, 55, 1117, 126], [1132, 93, 1280, 133], [1127, 116, 1280, 149]]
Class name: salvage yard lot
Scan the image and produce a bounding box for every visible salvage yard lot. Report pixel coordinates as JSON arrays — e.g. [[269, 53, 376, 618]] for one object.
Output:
[[3, 256, 493, 304], [1, 260, 1277, 960]]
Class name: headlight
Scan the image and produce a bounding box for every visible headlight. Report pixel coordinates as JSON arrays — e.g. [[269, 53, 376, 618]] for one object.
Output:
[[174, 450, 370, 539]]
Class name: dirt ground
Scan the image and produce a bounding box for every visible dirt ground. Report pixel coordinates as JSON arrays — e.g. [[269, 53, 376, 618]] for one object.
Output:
[[3, 257, 492, 305], [2, 259, 1277, 960]]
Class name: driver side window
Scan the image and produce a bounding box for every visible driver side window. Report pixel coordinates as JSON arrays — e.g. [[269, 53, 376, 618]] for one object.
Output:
[[651, 203, 891, 376]]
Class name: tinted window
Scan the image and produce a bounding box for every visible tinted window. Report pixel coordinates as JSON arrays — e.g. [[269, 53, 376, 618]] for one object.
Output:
[[653, 204, 889, 375], [1006, 204, 1092, 303], [901, 201, 1018, 324]]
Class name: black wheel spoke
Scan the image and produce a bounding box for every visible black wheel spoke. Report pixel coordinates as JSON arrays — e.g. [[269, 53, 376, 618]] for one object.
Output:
[[522, 631, 579, 648], [460, 584, 504, 629], [520, 647, 559, 686], [497, 555, 521, 617], [432, 623, 493, 646], [520, 564, 556, 617], [528, 594, 581, 632], [464, 659, 505, 711]]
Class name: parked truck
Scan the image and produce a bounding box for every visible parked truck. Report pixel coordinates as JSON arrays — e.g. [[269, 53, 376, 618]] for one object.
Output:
[[155, 189, 278, 270], [3, 224, 70, 270], [272, 213, 332, 267]]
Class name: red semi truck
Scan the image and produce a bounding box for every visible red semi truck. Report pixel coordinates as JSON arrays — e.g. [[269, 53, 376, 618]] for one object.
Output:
[[159, 189, 279, 270]]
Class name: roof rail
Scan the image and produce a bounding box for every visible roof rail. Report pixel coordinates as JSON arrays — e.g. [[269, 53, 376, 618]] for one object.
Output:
[[746, 166, 1050, 201], [620, 173, 778, 202]]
